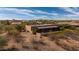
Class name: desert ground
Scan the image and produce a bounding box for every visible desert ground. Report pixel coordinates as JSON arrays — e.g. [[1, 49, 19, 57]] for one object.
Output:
[[0, 20, 79, 51]]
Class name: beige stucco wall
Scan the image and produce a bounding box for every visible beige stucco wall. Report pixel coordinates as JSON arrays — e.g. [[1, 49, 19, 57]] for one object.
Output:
[[25, 25, 32, 33]]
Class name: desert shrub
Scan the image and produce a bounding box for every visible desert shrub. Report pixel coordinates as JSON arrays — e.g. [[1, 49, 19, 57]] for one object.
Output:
[[15, 24, 25, 32], [59, 24, 70, 30], [59, 24, 76, 31], [5, 25, 19, 36], [8, 28, 18, 36], [22, 45, 30, 49], [68, 26, 76, 30], [55, 39, 79, 51], [15, 35, 24, 43], [5, 25, 15, 32], [0, 24, 6, 34], [15, 25, 22, 31], [0, 36, 7, 47], [33, 45, 40, 50], [32, 27, 38, 34], [32, 39, 46, 45]]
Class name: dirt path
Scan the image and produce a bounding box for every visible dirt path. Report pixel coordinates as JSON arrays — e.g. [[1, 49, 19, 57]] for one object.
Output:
[[20, 32, 65, 51], [20, 32, 34, 42], [0, 32, 8, 36], [65, 33, 79, 41], [41, 36, 65, 51], [6, 37, 23, 50]]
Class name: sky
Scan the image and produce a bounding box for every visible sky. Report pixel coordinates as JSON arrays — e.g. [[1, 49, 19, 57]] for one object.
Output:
[[0, 7, 79, 20]]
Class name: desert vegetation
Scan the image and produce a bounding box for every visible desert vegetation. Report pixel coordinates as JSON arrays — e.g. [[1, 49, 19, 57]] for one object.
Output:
[[0, 20, 79, 51]]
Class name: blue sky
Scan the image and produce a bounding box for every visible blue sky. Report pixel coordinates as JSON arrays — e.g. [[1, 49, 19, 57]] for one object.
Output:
[[0, 7, 79, 20]]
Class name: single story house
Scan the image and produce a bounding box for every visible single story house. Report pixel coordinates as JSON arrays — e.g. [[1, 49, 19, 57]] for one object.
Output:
[[25, 24, 60, 34]]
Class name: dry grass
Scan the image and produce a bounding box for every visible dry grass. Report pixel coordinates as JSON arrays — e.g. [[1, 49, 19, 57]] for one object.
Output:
[[1, 29, 79, 51], [55, 39, 79, 51]]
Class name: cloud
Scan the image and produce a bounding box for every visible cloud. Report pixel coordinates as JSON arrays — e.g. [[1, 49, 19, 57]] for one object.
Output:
[[56, 7, 79, 20], [0, 7, 59, 20], [34, 10, 50, 14], [0, 8, 34, 14], [34, 10, 59, 16], [0, 8, 35, 16], [0, 7, 79, 20], [60, 7, 79, 16], [33, 15, 51, 19]]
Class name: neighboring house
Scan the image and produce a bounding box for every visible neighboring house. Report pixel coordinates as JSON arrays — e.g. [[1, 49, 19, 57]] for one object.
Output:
[[36, 21, 42, 24], [11, 20, 22, 24]]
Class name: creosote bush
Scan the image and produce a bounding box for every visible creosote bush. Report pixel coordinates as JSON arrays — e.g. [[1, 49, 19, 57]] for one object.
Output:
[[0, 36, 7, 47]]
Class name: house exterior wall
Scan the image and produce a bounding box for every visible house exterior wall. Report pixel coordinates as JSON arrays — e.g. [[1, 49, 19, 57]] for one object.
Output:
[[25, 25, 32, 33], [25, 24, 60, 34]]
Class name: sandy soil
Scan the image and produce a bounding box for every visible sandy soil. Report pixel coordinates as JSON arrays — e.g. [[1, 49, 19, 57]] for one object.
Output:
[[3, 31, 79, 51]]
